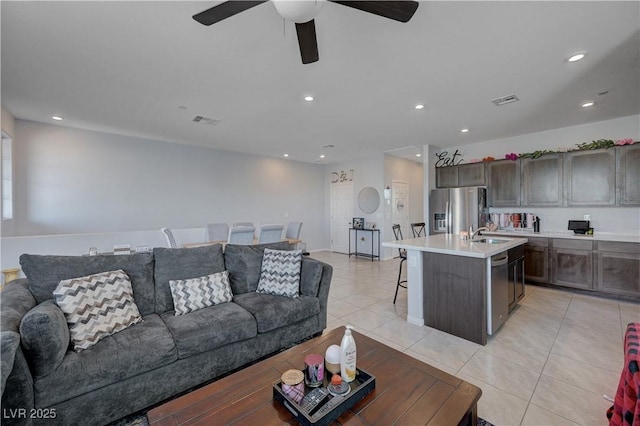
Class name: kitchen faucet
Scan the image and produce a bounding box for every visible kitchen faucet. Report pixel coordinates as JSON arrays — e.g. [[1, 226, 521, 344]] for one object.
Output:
[[470, 226, 487, 240]]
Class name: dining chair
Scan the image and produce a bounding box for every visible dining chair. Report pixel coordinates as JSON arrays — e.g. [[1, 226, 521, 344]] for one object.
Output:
[[160, 227, 178, 248], [258, 224, 284, 244], [206, 223, 229, 242], [392, 224, 407, 304], [227, 226, 255, 245], [285, 221, 303, 240], [411, 222, 426, 238]]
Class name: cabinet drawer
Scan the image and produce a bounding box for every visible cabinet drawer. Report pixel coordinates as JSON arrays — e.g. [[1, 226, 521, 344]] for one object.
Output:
[[552, 239, 593, 251], [508, 244, 525, 259], [526, 237, 549, 247], [598, 241, 640, 254]]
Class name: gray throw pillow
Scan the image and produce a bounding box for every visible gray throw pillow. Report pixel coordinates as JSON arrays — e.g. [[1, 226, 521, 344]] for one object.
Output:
[[53, 270, 143, 352], [19, 300, 70, 377], [256, 249, 302, 298], [169, 271, 233, 316]]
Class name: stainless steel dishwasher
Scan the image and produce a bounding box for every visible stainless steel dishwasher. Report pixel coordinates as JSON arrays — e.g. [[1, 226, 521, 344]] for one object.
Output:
[[490, 252, 509, 334]]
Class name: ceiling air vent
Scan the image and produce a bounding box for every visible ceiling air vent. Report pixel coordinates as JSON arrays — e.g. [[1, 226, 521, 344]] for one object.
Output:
[[491, 94, 520, 106], [192, 115, 220, 126]]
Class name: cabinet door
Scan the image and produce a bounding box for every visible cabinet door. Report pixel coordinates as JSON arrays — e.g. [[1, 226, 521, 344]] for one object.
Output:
[[597, 251, 640, 297], [565, 149, 615, 206], [508, 260, 516, 311], [436, 166, 458, 188], [617, 144, 640, 206], [524, 246, 549, 283], [515, 257, 525, 301], [522, 154, 563, 206], [487, 160, 521, 207], [458, 163, 486, 186], [551, 248, 593, 289]]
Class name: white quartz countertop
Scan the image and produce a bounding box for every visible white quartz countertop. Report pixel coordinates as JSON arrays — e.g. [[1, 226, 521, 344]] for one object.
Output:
[[482, 230, 640, 243], [382, 234, 527, 259]]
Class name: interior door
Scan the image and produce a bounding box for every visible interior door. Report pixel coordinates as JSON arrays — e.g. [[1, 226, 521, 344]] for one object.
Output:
[[392, 180, 409, 237], [330, 182, 353, 254]]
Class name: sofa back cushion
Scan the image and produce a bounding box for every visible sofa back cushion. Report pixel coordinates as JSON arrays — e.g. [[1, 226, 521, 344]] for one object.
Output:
[[224, 242, 292, 294], [153, 244, 225, 314], [19, 253, 155, 316]]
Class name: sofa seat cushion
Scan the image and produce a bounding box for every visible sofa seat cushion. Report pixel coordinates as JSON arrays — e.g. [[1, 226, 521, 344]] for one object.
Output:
[[161, 302, 257, 359], [33, 314, 177, 408], [233, 292, 320, 333]]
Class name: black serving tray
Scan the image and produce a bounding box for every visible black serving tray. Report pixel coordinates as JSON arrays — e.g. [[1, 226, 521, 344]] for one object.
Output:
[[273, 368, 375, 426]]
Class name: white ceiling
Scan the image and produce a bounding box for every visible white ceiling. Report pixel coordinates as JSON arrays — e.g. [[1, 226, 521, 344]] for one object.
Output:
[[2, 1, 639, 164]]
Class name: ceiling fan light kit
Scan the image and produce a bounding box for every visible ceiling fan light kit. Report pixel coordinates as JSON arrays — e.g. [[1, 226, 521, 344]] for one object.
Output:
[[192, 1, 419, 64]]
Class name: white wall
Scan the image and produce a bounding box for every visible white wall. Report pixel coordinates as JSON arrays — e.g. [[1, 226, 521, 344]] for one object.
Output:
[[1, 120, 327, 271], [436, 115, 640, 234]]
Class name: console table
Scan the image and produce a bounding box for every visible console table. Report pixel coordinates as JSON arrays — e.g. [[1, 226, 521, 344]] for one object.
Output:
[[348, 228, 380, 261]]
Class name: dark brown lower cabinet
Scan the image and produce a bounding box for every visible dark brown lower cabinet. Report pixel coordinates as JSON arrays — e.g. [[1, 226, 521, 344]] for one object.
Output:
[[524, 237, 549, 283], [550, 239, 594, 290], [423, 252, 487, 345], [597, 242, 640, 297]]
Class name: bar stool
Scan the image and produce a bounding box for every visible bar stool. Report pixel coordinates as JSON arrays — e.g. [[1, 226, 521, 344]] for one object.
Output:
[[411, 222, 426, 237], [392, 224, 407, 304]]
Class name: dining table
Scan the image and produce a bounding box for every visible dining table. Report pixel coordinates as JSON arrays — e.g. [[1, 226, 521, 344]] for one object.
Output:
[[182, 238, 301, 249]]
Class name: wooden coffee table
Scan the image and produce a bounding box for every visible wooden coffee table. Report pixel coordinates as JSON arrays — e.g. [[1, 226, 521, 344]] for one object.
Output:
[[147, 327, 482, 425]]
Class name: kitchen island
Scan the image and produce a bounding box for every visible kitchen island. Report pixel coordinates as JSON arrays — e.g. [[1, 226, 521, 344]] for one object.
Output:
[[383, 234, 527, 345]]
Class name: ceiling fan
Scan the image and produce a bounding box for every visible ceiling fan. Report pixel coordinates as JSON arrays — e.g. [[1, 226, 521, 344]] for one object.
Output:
[[193, 1, 419, 64]]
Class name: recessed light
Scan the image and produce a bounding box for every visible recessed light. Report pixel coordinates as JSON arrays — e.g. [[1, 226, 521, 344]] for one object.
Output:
[[283, 153, 289, 157], [461, 128, 469, 133], [52, 115, 63, 121], [581, 101, 595, 108], [304, 96, 314, 102], [319, 154, 325, 159], [568, 52, 586, 62], [416, 153, 422, 157], [414, 104, 424, 110]]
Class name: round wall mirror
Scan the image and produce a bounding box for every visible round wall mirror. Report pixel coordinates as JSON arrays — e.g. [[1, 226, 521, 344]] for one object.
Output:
[[358, 187, 380, 214]]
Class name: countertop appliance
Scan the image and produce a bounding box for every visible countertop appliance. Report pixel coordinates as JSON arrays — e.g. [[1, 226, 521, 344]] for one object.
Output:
[[429, 187, 488, 235]]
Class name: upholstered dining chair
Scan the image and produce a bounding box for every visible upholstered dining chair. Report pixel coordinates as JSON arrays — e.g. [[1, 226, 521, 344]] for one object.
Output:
[[411, 222, 426, 238], [206, 223, 229, 242], [258, 224, 284, 244], [285, 221, 303, 240], [227, 226, 255, 245], [161, 227, 178, 248], [392, 224, 407, 304]]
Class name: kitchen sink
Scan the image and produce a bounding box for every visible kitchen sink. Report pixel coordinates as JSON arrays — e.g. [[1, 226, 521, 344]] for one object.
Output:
[[471, 238, 510, 244]]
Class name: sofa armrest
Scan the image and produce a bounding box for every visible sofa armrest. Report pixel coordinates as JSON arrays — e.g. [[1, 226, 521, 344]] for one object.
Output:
[[313, 261, 333, 331], [1, 331, 20, 396], [1, 280, 36, 423]]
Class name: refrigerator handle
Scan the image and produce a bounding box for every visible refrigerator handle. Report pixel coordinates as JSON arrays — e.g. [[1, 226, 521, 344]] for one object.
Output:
[[445, 200, 451, 234]]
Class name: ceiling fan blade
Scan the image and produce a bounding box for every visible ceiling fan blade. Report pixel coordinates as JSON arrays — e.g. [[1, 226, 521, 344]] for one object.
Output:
[[295, 20, 319, 64], [330, 1, 419, 23], [193, 1, 267, 26]]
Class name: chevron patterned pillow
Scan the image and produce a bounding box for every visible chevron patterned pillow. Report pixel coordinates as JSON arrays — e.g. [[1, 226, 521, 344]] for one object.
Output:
[[169, 271, 233, 316], [53, 269, 143, 352], [256, 249, 302, 298]]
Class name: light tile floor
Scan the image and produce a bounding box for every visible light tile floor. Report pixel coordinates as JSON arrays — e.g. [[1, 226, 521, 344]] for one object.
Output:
[[310, 251, 640, 426]]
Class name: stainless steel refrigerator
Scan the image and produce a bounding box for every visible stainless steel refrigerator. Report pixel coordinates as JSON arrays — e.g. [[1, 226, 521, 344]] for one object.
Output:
[[429, 187, 488, 235]]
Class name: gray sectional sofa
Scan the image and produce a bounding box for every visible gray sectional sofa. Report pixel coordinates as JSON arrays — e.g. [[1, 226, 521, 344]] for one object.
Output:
[[0, 242, 333, 426]]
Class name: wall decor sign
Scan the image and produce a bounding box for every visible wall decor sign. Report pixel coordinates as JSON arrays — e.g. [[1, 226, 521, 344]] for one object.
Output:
[[331, 169, 354, 183], [435, 149, 464, 168], [352, 218, 364, 229]]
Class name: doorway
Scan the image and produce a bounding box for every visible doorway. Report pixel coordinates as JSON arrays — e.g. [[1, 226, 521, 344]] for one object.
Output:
[[392, 180, 409, 237], [330, 182, 353, 254]]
